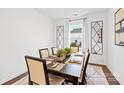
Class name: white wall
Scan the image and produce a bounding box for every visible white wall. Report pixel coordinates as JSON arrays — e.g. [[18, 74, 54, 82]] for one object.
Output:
[[0, 9, 54, 84], [85, 10, 108, 65], [107, 8, 124, 84], [55, 10, 108, 65]]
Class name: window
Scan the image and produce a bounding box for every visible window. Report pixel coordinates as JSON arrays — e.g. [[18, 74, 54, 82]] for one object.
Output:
[[69, 24, 82, 48]]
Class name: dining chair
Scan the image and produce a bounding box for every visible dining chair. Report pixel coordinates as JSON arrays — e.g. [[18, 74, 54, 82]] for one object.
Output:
[[78, 51, 90, 85], [51, 47, 58, 55], [25, 56, 65, 85], [65, 49, 90, 84], [82, 49, 89, 69], [83, 48, 89, 54], [39, 48, 50, 59], [70, 46, 79, 53]]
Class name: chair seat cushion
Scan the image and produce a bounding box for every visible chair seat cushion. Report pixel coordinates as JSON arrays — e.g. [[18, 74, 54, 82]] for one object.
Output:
[[48, 74, 65, 85]]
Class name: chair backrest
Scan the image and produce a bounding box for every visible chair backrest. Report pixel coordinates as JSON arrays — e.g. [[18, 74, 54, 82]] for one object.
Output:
[[51, 47, 58, 55], [82, 51, 90, 81], [82, 49, 89, 67], [39, 48, 50, 59], [25, 56, 49, 85], [70, 46, 79, 53], [84, 48, 89, 53]]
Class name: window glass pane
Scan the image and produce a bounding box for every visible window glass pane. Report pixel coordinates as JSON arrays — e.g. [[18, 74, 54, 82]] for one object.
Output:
[[69, 24, 82, 48]]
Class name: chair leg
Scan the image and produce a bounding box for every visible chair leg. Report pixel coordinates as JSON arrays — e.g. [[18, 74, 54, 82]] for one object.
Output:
[[65, 81, 68, 84], [29, 81, 33, 85], [79, 80, 85, 85], [64, 79, 69, 84], [79, 77, 87, 85], [62, 82, 65, 85], [84, 77, 87, 84]]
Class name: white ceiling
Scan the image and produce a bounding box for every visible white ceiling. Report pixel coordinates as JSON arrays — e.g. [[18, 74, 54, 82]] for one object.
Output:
[[38, 8, 108, 20]]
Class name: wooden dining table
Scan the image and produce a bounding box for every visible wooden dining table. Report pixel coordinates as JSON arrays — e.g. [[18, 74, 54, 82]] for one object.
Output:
[[46, 53, 84, 85]]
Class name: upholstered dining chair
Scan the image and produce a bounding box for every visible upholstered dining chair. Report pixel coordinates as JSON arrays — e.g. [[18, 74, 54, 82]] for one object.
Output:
[[78, 51, 90, 85], [25, 56, 65, 85], [65, 51, 90, 84], [82, 49, 89, 68], [39, 48, 50, 59], [70, 46, 79, 53], [51, 47, 58, 55], [83, 48, 89, 54]]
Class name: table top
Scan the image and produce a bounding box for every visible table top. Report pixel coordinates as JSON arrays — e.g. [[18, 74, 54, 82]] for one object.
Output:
[[60, 63, 82, 77], [47, 54, 84, 78]]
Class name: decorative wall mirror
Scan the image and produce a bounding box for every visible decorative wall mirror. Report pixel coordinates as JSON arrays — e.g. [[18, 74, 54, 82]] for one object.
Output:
[[56, 25, 64, 49], [115, 8, 124, 46], [91, 21, 103, 55]]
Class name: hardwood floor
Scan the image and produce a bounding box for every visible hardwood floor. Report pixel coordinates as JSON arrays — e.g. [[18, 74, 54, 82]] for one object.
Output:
[[2, 63, 120, 85]]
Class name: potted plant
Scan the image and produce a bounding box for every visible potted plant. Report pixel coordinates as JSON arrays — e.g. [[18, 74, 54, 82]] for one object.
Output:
[[56, 49, 66, 62], [64, 47, 71, 57], [56, 49, 67, 57], [56, 49, 67, 62]]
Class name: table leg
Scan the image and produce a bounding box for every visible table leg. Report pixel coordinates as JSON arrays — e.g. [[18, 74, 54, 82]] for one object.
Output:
[[73, 77, 78, 85]]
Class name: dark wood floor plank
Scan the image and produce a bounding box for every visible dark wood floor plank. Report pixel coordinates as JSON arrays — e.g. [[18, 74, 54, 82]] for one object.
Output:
[[2, 72, 28, 85]]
